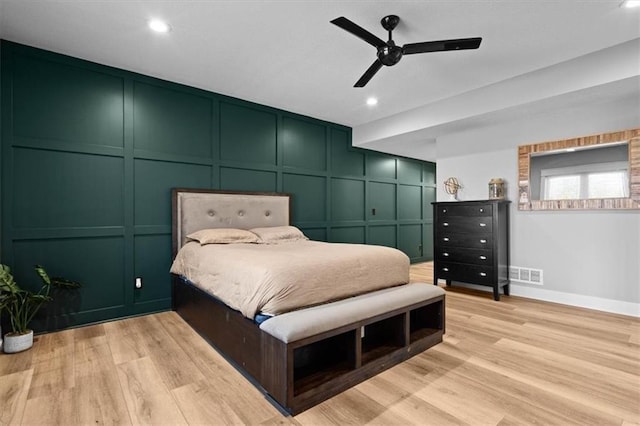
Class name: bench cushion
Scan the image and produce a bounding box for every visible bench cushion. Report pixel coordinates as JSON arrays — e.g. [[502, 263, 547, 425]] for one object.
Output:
[[259, 283, 444, 343]]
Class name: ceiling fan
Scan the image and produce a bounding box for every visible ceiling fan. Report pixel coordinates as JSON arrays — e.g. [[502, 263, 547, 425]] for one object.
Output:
[[330, 15, 482, 87]]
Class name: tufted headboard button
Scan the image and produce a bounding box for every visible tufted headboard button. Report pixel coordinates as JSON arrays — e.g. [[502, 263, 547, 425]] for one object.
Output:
[[238, 210, 245, 217], [208, 210, 215, 217], [265, 210, 271, 217]]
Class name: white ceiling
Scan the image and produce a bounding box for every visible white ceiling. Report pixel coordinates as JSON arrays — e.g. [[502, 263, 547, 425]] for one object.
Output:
[[1, 1, 639, 161]]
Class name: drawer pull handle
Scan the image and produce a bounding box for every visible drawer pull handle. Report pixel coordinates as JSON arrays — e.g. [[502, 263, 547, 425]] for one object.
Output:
[[479, 272, 487, 277], [443, 222, 449, 227], [443, 237, 450, 242], [479, 255, 487, 260], [479, 208, 484, 213], [480, 239, 487, 244], [443, 209, 447, 213], [443, 267, 449, 272], [443, 252, 449, 257], [479, 223, 487, 227]]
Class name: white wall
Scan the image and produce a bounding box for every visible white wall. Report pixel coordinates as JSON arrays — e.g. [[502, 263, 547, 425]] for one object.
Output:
[[435, 95, 640, 316]]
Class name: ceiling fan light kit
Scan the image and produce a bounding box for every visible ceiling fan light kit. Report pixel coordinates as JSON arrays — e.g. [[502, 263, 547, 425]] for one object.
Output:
[[330, 15, 482, 87]]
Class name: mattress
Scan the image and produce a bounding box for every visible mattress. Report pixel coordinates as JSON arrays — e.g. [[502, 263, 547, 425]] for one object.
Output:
[[170, 240, 410, 319]]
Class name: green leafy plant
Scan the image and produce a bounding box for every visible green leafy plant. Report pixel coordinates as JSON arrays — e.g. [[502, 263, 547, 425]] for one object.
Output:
[[0, 264, 81, 335]]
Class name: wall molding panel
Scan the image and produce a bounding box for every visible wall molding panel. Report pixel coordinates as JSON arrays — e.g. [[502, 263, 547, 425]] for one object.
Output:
[[1, 40, 436, 331]]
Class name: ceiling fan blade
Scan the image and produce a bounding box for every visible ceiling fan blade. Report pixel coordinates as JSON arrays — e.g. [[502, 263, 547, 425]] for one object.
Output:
[[331, 17, 387, 49], [354, 60, 383, 87], [402, 37, 482, 55]]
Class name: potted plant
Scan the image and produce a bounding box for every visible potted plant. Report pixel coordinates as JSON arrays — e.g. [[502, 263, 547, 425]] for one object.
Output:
[[0, 264, 81, 353]]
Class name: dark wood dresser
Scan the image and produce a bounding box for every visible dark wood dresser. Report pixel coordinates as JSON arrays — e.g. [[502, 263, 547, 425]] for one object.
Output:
[[432, 199, 511, 300]]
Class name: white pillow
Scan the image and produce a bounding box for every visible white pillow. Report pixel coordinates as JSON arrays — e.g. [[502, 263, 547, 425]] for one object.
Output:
[[187, 228, 259, 245], [250, 226, 308, 244]]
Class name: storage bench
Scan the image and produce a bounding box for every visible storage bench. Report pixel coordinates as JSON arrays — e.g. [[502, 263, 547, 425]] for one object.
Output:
[[258, 283, 445, 414]]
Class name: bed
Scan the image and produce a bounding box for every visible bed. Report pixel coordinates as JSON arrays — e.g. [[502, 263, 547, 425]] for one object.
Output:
[[171, 188, 445, 414]]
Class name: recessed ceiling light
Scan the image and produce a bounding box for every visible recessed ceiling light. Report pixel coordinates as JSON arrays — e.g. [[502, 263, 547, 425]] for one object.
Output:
[[620, 0, 640, 8], [148, 19, 171, 33], [366, 97, 378, 106]]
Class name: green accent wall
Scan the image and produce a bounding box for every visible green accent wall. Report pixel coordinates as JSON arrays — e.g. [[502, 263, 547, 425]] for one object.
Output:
[[0, 40, 436, 331]]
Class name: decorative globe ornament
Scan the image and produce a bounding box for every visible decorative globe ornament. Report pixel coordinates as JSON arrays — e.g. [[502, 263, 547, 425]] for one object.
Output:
[[444, 177, 462, 200]]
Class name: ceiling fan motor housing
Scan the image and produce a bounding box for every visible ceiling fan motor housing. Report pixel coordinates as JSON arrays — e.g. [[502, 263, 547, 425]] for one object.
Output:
[[378, 44, 402, 66]]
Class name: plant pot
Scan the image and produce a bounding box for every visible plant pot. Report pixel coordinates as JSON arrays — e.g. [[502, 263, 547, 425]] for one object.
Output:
[[3, 330, 34, 353]]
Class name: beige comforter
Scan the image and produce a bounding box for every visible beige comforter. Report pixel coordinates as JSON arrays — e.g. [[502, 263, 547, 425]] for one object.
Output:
[[170, 240, 410, 318]]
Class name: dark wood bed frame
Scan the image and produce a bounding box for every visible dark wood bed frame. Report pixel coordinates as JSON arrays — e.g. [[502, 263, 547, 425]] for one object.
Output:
[[171, 188, 445, 414]]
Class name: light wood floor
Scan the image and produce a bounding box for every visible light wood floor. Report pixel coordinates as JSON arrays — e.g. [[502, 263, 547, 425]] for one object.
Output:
[[1, 262, 639, 425]]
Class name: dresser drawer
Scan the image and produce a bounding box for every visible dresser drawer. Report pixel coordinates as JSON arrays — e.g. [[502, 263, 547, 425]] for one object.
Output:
[[436, 232, 492, 249], [436, 203, 492, 217], [436, 261, 495, 285], [437, 216, 493, 233], [436, 247, 493, 265]]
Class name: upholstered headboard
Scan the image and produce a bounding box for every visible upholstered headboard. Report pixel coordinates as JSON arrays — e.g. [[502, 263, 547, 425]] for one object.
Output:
[[171, 189, 291, 256]]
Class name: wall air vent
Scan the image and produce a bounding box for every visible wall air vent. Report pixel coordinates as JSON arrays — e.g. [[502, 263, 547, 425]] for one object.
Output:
[[509, 268, 520, 280], [509, 266, 544, 285], [529, 269, 542, 284]]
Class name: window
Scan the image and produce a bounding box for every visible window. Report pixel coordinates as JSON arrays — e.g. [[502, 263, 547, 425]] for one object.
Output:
[[544, 174, 580, 200], [541, 161, 629, 200]]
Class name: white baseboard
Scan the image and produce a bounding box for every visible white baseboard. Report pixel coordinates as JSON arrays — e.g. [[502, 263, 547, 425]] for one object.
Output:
[[510, 285, 640, 318], [438, 280, 639, 317]]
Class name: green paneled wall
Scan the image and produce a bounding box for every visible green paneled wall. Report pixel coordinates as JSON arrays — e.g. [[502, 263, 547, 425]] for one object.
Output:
[[14, 53, 124, 148], [283, 117, 327, 171], [0, 40, 436, 331], [220, 102, 277, 166], [220, 167, 277, 192], [14, 149, 124, 228], [283, 173, 327, 222], [133, 81, 213, 159], [368, 225, 397, 247], [331, 178, 365, 221], [369, 182, 396, 221]]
